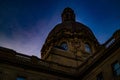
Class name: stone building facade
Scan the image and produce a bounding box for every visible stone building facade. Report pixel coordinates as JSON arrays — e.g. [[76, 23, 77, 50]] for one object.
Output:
[[0, 7, 120, 80]]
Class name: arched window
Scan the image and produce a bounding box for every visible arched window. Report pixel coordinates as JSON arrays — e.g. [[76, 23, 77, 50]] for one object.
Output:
[[85, 43, 91, 53], [60, 42, 68, 50]]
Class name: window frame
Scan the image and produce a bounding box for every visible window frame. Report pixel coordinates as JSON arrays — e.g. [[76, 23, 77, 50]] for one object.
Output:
[[112, 61, 120, 77]]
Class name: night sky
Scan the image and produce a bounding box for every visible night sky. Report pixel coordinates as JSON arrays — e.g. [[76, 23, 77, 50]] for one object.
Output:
[[0, 0, 120, 58]]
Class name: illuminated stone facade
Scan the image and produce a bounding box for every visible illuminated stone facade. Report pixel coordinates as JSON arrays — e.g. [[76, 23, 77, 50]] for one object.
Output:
[[0, 8, 120, 80]]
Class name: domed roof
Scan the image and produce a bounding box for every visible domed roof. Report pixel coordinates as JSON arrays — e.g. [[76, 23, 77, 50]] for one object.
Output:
[[47, 21, 95, 40], [41, 8, 99, 55], [46, 7, 96, 41]]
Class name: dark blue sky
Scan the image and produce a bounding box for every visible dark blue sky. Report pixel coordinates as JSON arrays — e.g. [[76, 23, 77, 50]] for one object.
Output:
[[0, 0, 120, 57]]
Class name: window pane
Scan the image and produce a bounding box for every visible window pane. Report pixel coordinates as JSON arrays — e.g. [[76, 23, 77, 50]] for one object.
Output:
[[16, 77, 25, 80], [112, 61, 120, 76], [85, 44, 91, 53], [60, 42, 68, 50], [116, 68, 120, 76], [114, 63, 120, 70]]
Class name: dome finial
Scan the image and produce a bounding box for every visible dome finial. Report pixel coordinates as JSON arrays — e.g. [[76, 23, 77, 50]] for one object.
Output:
[[61, 7, 76, 22]]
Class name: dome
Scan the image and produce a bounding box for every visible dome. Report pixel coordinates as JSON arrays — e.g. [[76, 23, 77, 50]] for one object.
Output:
[[47, 21, 96, 40], [41, 21, 98, 51], [41, 8, 99, 58]]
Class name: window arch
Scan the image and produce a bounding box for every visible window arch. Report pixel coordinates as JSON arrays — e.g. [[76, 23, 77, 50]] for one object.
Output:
[[60, 42, 68, 50], [85, 43, 92, 53]]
